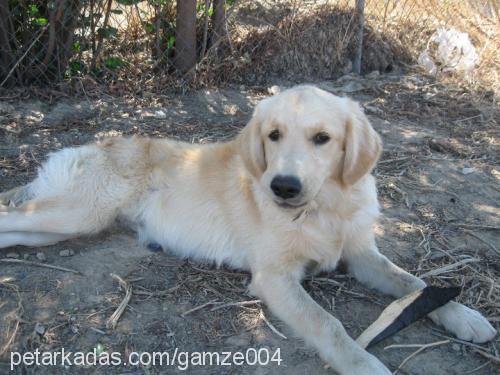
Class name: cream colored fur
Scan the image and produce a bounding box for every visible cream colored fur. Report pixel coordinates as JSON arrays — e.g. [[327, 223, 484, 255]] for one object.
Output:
[[0, 86, 495, 374]]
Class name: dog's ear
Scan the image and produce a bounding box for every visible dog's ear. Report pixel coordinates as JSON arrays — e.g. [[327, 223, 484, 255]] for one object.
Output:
[[340, 100, 382, 186], [238, 115, 266, 178]]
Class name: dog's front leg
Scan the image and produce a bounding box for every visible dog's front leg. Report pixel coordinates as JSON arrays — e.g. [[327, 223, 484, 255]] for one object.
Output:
[[250, 266, 391, 374], [343, 230, 497, 343]]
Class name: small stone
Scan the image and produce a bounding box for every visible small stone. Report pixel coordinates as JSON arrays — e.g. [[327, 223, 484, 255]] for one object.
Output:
[[267, 85, 281, 95], [225, 332, 251, 347], [452, 343, 461, 351], [36, 252, 47, 262], [462, 167, 475, 175], [340, 81, 364, 93], [34, 323, 46, 335], [6, 252, 20, 259], [366, 70, 380, 79], [154, 110, 167, 119], [59, 249, 74, 257]]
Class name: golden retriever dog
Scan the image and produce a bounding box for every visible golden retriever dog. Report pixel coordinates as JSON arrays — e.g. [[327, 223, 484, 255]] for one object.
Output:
[[0, 86, 495, 374]]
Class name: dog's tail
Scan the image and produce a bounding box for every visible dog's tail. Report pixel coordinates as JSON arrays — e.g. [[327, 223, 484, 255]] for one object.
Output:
[[0, 184, 33, 207]]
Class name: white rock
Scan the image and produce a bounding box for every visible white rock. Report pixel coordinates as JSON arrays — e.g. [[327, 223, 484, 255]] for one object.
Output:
[[267, 85, 281, 95], [154, 110, 167, 119], [462, 167, 475, 175], [35, 323, 46, 335]]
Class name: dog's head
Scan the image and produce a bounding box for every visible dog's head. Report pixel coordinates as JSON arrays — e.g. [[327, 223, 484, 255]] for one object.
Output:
[[238, 85, 381, 209]]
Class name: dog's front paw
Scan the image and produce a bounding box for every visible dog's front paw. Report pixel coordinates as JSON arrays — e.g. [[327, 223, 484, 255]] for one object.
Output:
[[429, 301, 497, 343]]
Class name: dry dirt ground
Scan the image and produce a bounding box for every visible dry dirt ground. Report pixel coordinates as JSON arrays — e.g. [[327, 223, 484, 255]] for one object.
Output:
[[0, 73, 499, 374]]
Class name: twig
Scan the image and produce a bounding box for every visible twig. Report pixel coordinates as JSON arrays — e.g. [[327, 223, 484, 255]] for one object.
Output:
[[260, 310, 287, 339], [200, 0, 210, 58], [463, 230, 499, 255], [430, 330, 492, 351], [451, 223, 500, 231], [419, 258, 480, 278], [181, 300, 220, 317], [0, 281, 23, 356], [0, 26, 48, 87], [106, 273, 132, 330], [89, 326, 106, 335], [210, 299, 261, 312], [472, 348, 500, 364], [0, 258, 82, 275], [387, 340, 450, 374], [90, 0, 113, 70]]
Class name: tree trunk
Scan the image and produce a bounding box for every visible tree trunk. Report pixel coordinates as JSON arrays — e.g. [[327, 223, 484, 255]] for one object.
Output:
[[211, 0, 225, 46], [0, 1, 14, 79], [175, 0, 197, 73]]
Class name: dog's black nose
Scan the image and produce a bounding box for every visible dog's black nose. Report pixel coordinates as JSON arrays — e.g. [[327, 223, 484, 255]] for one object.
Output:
[[270, 175, 302, 199]]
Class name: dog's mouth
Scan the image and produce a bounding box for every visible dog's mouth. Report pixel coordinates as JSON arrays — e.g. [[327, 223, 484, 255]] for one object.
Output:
[[275, 201, 308, 209]]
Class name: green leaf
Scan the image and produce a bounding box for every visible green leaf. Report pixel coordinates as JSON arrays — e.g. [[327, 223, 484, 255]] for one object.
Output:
[[144, 22, 155, 34], [72, 41, 81, 52], [65, 61, 85, 77], [33, 17, 48, 26], [29, 4, 39, 17], [95, 343, 106, 356], [105, 57, 125, 69], [166, 35, 175, 50], [97, 26, 118, 39]]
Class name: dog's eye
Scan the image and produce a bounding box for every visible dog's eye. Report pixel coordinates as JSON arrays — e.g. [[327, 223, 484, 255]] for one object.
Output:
[[268, 129, 281, 142], [312, 132, 330, 145]]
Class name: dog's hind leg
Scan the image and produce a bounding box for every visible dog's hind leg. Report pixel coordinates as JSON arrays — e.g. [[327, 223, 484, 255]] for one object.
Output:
[[0, 232, 73, 248], [0, 185, 32, 207], [0, 197, 116, 247]]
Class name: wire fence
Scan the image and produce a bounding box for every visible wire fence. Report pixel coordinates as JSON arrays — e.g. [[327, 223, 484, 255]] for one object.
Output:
[[0, 0, 497, 93]]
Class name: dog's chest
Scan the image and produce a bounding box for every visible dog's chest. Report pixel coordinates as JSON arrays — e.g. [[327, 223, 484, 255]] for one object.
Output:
[[287, 210, 347, 269]]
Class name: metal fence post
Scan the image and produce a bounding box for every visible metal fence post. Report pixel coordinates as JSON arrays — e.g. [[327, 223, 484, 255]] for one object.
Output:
[[353, 0, 365, 74]]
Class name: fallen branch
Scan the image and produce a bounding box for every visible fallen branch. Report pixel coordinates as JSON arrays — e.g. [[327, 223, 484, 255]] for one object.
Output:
[[106, 273, 132, 330]]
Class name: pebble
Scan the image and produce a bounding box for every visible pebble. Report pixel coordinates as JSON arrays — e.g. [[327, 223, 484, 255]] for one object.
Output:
[[339, 81, 364, 93], [452, 343, 461, 351], [154, 110, 167, 119], [267, 85, 281, 95], [34, 323, 46, 335], [224, 332, 251, 347], [59, 249, 74, 257], [462, 167, 475, 175], [6, 252, 20, 259], [36, 252, 47, 262]]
